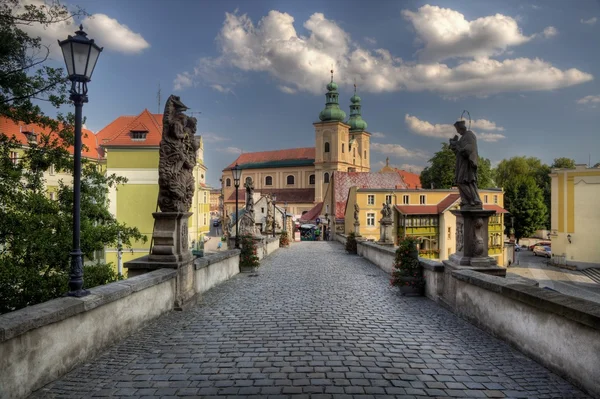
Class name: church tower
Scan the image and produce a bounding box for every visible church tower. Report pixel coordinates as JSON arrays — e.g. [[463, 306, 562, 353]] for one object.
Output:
[[347, 84, 371, 172], [314, 71, 350, 203]]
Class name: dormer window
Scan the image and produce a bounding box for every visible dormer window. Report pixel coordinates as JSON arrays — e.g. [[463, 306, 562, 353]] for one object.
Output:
[[131, 131, 148, 141], [24, 132, 37, 143]]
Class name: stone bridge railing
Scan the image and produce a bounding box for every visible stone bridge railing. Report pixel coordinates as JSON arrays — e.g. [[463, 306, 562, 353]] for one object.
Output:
[[0, 237, 281, 399], [341, 235, 600, 398]]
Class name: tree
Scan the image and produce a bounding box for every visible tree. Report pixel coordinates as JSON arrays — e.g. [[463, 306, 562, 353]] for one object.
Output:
[[551, 157, 576, 169], [0, 0, 85, 125], [420, 143, 495, 189], [594, 162, 600, 168], [504, 176, 547, 241]]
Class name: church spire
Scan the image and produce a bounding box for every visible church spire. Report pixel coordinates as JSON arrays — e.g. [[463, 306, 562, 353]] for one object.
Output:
[[347, 83, 367, 132], [318, 69, 346, 122]]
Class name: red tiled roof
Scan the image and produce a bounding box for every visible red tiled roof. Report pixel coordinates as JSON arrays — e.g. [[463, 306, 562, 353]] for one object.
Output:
[[0, 116, 100, 159], [484, 204, 508, 213], [223, 148, 315, 170], [96, 109, 163, 147], [395, 205, 439, 215], [299, 202, 323, 222], [437, 194, 460, 212], [334, 171, 407, 219], [396, 170, 421, 189], [225, 188, 314, 204]]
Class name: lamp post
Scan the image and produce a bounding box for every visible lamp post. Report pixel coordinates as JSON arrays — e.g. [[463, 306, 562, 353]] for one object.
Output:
[[283, 201, 288, 232], [272, 193, 277, 238], [59, 25, 102, 297], [231, 164, 242, 249]]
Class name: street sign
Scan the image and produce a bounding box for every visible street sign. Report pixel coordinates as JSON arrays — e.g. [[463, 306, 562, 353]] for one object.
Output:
[[316, 217, 321, 224]]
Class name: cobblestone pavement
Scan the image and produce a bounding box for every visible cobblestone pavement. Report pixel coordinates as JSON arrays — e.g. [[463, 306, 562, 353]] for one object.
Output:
[[33, 242, 588, 398]]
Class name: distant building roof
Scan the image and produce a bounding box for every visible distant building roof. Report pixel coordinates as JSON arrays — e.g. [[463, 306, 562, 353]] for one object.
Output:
[[223, 148, 315, 171], [225, 188, 314, 204], [395, 194, 508, 215], [299, 202, 323, 222], [96, 109, 164, 148], [334, 171, 407, 219], [378, 157, 421, 188], [0, 116, 100, 159]]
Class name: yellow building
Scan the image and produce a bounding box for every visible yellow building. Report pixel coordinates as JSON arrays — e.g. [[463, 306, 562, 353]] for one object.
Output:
[[98, 109, 210, 270], [550, 165, 600, 266], [345, 187, 506, 265]]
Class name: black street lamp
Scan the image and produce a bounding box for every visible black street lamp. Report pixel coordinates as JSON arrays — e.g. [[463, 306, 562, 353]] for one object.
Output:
[[59, 25, 102, 297], [283, 201, 288, 232], [272, 193, 277, 237], [231, 163, 242, 248]]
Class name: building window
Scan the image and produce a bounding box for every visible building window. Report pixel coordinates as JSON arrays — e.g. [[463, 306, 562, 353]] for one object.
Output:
[[226, 178, 231, 187], [448, 227, 451, 240], [484, 194, 488, 203], [494, 195, 498, 204], [130, 131, 147, 141], [420, 195, 426, 204], [367, 212, 375, 226], [353, 148, 356, 156], [309, 174, 315, 185], [342, 143, 345, 153], [364, 150, 367, 159], [324, 142, 330, 152], [49, 164, 55, 175], [326, 204, 329, 213], [367, 194, 375, 205], [324, 172, 329, 183], [261, 207, 264, 213], [204, 192, 207, 203], [348, 167, 356, 172], [403, 195, 409, 204], [265, 176, 273, 186], [385, 195, 393, 204], [287, 175, 295, 185], [49, 192, 56, 201], [10, 151, 18, 165]]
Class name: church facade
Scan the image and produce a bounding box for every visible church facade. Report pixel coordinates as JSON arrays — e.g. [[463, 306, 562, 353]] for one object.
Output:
[[222, 74, 372, 217]]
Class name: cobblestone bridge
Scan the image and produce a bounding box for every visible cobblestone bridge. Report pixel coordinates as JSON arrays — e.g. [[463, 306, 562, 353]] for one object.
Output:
[[33, 242, 588, 398]]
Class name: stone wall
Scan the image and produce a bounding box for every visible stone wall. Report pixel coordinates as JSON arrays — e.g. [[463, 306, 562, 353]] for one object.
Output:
[[350, 238, 600, 398], [0, 249, 246, 399]]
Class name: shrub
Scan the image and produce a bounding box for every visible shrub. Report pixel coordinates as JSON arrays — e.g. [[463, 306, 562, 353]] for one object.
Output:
[[83, 263, 123, 288], [240, 234, 260, 268], [345, 232, 358, 254], [279, 231, 290, 247], [391, 236, 425, 289]]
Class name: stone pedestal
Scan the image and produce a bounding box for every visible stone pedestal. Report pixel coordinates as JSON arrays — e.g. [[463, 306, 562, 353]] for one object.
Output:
[[441, 208, 506, 309], [378, 219, 394, 246], [354, 222, 361, 236], [125, 212, 196, 310]]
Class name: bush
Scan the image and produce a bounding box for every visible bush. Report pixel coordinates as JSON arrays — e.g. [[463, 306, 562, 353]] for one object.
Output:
[[391, 236, 425, 289], [279, 231, 290, 247], [83, 263, 123, 288], [345, 232, 358, 254], [240, 234, 260, 268]]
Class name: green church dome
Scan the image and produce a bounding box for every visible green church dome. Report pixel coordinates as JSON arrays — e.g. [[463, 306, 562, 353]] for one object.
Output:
[[319, 70, 346, 122], [347, 85, 367, 132]]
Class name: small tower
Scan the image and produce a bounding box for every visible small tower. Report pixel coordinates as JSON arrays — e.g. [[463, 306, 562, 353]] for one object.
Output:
[[347, 84, 370, 172], [314, 70, 351, 203]]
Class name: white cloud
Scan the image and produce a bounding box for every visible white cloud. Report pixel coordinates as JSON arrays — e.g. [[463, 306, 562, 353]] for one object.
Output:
[[202, 133, 230, 143], [364, 37, 377, 45], [19, 2, 149, 56], [174, 9, 593, 97], [577, 94, 600, 107], [405, 114, 506, 141], [581, 17, 597, 25], [371, 143, 429, 160], [278, 85, 297, 94], [542, 26, 558, 38], [371, 132, 386, 138], [174, 73, 194, 91], [216, 146, 243, 154], [211, 84, 235, 94]]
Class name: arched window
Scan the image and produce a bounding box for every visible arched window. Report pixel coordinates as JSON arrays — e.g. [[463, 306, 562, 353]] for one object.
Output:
[[324, 142, 330, 153], [226, 178, 231, 187], [309, 174, 315, 185], [324, 172, 330, 183], [287, 175, 295, 185], [265, 176, 273, 186], [342, 143, 345, 153]]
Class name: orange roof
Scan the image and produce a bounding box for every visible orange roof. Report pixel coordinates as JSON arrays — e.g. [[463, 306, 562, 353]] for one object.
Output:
[[0, 116, 100, 159], [299, 202, 323, 222], [437, 194, 460, 212], [96, 109, 163, 147], [224, 148, 315, 170], [395, 205, 439, 215], [484, 204, 508, 213], [396, 170, 421, 189]]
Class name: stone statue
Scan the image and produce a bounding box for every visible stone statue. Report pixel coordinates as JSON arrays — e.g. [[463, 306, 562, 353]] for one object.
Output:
[[238, 177, 261, 237], [158, 95, 199, 212], [353, 203, 360, 224], [223, 214, 231, 238], [381, 202, 392, 222], [265, 194, 274, 233], [449, 120, 482, 209]]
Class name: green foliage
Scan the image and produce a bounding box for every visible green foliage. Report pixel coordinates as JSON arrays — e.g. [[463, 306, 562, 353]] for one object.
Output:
[[83, 263, 123, 288], [239, 235, 260, 267], [551, 157, 576, 169], [279, 231, 290, 247], [345, 232, 357, 254], [391, 236, 424, 289], [504, 176, 547, 240], [0, 0, 86, 125], [420, 143, 495, 189]]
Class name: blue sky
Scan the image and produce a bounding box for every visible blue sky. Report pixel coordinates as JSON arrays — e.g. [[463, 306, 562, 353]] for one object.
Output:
[[32, 0, 600, 187]]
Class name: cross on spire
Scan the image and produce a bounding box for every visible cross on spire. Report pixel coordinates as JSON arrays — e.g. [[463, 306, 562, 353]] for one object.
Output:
[[330, 65, 334, 82]]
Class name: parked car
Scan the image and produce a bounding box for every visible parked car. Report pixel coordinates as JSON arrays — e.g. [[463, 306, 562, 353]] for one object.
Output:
[[515, 244, 521, 252], [529, 242, 551, 251], [533, 245, 551, 258], [213, 220, 220, 227]]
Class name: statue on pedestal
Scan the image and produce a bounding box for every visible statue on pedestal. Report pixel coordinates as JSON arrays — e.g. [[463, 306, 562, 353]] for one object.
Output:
[[353, 203, 360, 224], [265, 194, 274, 233], [381, 202, 392, 223], [449, 120, 482, 209], [378, 202, 394, 245], [238, 177, 261, 237]]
